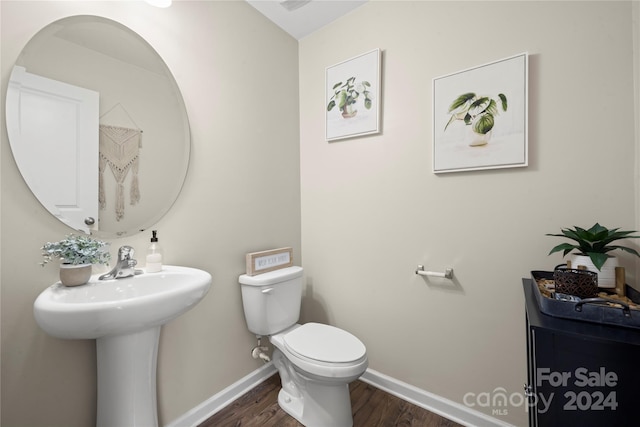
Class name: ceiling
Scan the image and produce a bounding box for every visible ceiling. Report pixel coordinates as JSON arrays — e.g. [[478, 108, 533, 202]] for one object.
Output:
[[246, 0, 368, 40]]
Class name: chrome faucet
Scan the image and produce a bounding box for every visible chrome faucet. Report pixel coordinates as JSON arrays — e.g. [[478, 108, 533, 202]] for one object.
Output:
[[99, 246, 142, 280]]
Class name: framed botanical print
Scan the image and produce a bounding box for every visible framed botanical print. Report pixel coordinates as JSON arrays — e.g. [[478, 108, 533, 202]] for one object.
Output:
[[326, 48, 381, 141], [433, 52, 528, 173]]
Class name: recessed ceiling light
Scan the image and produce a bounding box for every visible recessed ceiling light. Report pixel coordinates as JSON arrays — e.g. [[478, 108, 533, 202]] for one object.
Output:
[[279, 0, 312, 12], [145, 0, 172, 8]]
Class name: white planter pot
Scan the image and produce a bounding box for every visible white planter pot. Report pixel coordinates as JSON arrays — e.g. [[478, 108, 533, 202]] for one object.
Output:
[[467, 128, 492, 146], [59, 263, 92, 287], [570, 255, 618, 288]]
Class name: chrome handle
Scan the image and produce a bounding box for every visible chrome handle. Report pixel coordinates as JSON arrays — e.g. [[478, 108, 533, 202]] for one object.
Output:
[[262, 288, 273, 294], [84, 217, 95, 225]]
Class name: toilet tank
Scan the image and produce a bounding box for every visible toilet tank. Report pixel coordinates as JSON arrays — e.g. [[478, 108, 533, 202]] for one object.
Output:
[[238, 266, 303, 336]]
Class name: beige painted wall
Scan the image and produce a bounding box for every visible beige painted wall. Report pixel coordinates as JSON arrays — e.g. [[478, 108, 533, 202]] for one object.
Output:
[[299, 1, 636, 426], [2, 1, 638, 427], [1, 1, 300, 426]]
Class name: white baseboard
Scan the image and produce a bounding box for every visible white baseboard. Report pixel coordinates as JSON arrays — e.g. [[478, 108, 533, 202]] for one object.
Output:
[[165, 362, 277, 427], [166, 364, 513, 427], [360, 369, 514, 427]]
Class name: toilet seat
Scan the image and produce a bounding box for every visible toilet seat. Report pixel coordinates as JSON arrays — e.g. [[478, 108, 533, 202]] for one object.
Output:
[[271, 323, 368, 380], [283, 323, 366, 363]]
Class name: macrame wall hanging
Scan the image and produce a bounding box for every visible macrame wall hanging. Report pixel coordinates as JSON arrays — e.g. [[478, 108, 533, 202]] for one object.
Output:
[[99, 104, 143, 221]]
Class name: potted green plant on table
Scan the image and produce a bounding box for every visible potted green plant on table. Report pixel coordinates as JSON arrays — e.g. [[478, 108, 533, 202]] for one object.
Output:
[[444, 92, 508, 146], [41, 234, 111, 286], [546, 223, 640, 288]]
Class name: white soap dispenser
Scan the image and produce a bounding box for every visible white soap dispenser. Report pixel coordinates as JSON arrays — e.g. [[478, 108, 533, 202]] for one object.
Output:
[[146, 230, 163, 273]]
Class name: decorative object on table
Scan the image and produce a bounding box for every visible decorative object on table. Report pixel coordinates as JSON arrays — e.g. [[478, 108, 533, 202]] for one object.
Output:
[[432, 52, 528, 173], [552, 266, 598, 299], [546, 223, 640, 288], [615, 266, 626, 297], [325, 48, 381, 141], [41, 234, 111, 286], [531, 270, 640, 329]]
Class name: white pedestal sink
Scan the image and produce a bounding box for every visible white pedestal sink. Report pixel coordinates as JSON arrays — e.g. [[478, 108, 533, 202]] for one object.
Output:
[[33, 265, 212, 427]]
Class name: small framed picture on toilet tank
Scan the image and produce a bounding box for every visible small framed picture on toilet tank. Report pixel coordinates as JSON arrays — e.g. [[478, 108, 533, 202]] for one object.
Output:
[[246, 247, 294, 276]]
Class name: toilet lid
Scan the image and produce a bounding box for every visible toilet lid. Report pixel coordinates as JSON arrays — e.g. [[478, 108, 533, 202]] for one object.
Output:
[[283, 323, 366, 363]]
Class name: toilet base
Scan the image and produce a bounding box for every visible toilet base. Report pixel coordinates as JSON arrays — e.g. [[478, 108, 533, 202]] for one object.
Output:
[[273, 349, 354, 427], [277, 379, 353, 427], [277, 388, 304, 423]]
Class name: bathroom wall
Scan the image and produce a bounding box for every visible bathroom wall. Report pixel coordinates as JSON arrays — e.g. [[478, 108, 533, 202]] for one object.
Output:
[[0, 1, 300, 426], [298, 1, 637, 426], [2, 1, 637, 427]]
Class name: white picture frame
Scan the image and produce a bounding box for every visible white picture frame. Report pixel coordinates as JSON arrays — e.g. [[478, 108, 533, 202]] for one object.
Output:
[[433, 52, 528, 173], [326, 49, 381, 141]]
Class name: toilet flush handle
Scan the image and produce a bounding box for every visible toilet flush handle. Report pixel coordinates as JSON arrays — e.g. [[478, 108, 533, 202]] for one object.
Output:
[[261, 287, 273, 294]]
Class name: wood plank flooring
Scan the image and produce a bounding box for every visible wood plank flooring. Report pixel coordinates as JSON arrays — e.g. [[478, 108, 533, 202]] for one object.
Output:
[[199, 373, 463, 427]]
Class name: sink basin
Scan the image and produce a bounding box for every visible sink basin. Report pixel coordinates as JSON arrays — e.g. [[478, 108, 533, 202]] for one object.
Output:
[[34, 265, 211, 339], [33, 265, 212, 427]]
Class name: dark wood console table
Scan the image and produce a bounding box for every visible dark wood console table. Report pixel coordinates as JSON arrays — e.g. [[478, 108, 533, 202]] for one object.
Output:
[[523, 278, 640, 426]]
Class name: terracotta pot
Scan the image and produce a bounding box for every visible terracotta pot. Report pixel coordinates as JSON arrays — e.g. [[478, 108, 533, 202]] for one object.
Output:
[[341, 104, 358, 118], [59, 264, 92, 287]]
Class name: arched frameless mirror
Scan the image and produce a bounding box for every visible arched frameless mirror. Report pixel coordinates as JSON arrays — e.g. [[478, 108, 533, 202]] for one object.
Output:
[[5, 15, 190, 238]]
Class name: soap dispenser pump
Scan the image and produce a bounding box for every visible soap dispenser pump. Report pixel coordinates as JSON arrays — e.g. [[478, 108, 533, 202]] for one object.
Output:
[[146, 230, 163, 273]]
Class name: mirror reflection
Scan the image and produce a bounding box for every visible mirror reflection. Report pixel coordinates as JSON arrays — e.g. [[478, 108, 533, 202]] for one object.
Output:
[[6, 15, 190, 238]]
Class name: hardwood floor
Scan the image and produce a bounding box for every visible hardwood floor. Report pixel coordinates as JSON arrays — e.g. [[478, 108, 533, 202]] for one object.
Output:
[[199, 373, 463, 427]]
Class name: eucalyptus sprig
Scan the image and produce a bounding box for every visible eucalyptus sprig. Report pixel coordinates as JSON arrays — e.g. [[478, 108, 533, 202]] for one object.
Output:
[[41, 234, 111, 266], [547, 223, 640, 271]]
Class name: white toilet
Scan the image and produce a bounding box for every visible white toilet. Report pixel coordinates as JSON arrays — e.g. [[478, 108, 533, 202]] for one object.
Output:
[[239, 266, 368, 427]]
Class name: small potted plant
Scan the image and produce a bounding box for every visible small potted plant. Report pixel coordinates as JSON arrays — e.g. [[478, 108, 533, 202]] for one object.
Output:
[[547, 223, 640, 288], [444, 92, 508, 146], [41, 234, 111, 286]]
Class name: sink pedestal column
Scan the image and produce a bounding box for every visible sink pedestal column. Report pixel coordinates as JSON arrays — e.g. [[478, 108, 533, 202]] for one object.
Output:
[[96, 326, 161, 427]]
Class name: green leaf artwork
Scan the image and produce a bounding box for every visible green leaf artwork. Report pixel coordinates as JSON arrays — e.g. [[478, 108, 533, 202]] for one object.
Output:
[[444, 92, 508, 138]]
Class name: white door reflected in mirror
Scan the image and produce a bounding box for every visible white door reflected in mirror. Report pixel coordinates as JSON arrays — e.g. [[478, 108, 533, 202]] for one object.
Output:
[[7, 66, 99, 234]]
